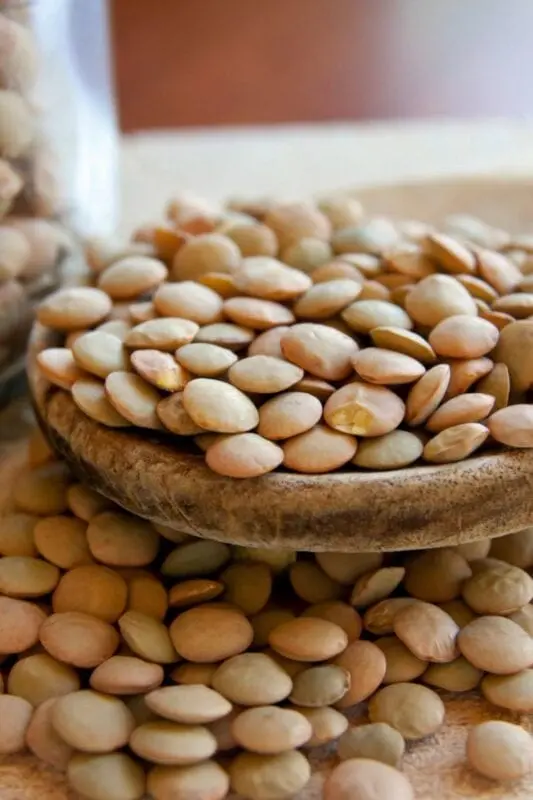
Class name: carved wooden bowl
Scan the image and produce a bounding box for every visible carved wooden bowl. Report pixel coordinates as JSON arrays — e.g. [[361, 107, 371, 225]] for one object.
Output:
[[28, 177, 533, 552]]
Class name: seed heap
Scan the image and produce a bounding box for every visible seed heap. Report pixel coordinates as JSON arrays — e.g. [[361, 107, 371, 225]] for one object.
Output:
[[1, 430, 533, 798], [0, 8, 73, 373], [35, 195, 533, 477]]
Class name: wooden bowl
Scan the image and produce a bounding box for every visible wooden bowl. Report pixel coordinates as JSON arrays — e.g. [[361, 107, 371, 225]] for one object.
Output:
[[28, 176, 533, 552]]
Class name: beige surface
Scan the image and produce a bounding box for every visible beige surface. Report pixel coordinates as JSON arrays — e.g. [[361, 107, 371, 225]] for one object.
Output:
[[5, 119, 533, 798]]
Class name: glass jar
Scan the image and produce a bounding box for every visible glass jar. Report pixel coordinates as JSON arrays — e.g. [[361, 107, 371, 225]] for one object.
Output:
[[0, 0, 118, 400]]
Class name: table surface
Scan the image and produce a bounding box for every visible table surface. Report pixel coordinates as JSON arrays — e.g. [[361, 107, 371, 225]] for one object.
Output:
[[5, 118, 533, 799]]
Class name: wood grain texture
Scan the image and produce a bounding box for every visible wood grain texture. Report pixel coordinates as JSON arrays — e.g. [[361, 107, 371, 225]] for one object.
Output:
[[27, 176, 533, 552]]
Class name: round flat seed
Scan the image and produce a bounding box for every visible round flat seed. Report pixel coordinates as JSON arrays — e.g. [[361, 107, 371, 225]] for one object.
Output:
[[161, 540, 230, 578], [301, 601, 362, 641], [289, 664, 350, 707], [169, 607, 253, 662], [424, 232, 476, 274], [376, 636, 428, 684], [248, 326, 289, 358], [175, 342, 237, 377], [128, 301, 156, 323], [476, 363, 510, 412], [34, 515, 93, 569], [353, 430, 423, 469], [337, 723, 405, 767], [67, 484, 115, 522], [40, 612, 119, 668], [281, 323, 359, 381], [405, 274, 477, 327], [228, 355, 303, 393], [318, 195, 364, 229], [445, 357, 493, 400], [467, 720, 533, 782], [37, 348, 87, 390], [131, 350, 189, 391], [226, 221, 278, 256], [311, 261, 364, 283], [53, 564, 127, 622], [281, 237, 332, 271], [212, 652, 292, 705], [324, 382, 405, 437], [405, 364, 450, 426], [171, 233, 241, 280], [325, 759, 413, 800], [223, 296, 294, 329], [38, 287, 112, 331], [96, 320, 133, 341], [26, 698, 74, 770], [394, 602, 459, 663], [462, 561, 533, 614], [98, 256, 167, 299], [207, 431, 284, 478], [125, 318, 199, 351], [258, 391, 322, 440], [359, 280, 392, 300], [230, 750, 311, 800], [157, 393, 204, 435], [221, 562, 272, 615], [493, 319, 533, 393], [52, 690, 134, 752], [252, 610, 295, 647], [147, 762, 229, 800], [72, 332, 129, 379], [342, 299, 412, 333], [423, 656, 482, 692], [232, 706, 312, 754], [126, 571, 168, 619], [183, 378, 259, 433], [145, 685, 231, 723], [118, 611, 177, 664], [153, 281, 223, 324], [169, 579, 224, 608], [493, 292, 533, 318], [488, 404, 533, 447], [350, 567, 405, 608], [0, 556, 59, 597], [332, 217, 400, 255], [370, 327, 436, 364], [426, 393, 495, 433], [458, 616, 533, 674], [363, 597, 418, 635], [13, 462, 70, 516], [293, 279, 362, 319], [0, 596, 46, 654], [264, 202, 331, 247], [477, 247, 523, 293], [369, 682, 445, 740], [90, 656, 164, 695], [130, 721, 217, 766], [72, 378, 130, 427], [293, 706, 349, 747], [293, 375, 335, 400], [423, 423, 489, 463], [317, 552, 383, 585], [0, 695, 33, 755], [289, 561, 343, 604], [269, 617, 348, 661], [105, 371, 161, 429], [482, 670, 533, 712], [385, 245, 436, 279], [404, 549, 472, 603], [195, 322, 255, 351], [234, 256, 312, 300], [87, 511, 159, 567], [490, 528, 533, 569], [282, 424, 357, 473], [352, 348, 425, 385], [68, 752, 145, 800], [429, 315, 499, 359]]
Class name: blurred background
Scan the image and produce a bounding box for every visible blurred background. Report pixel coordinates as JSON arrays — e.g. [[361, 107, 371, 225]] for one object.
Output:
[[110, 0, 533, 132]]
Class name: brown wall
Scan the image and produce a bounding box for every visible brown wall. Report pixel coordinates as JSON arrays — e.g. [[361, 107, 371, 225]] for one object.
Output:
[[111, 0, 533, 132]]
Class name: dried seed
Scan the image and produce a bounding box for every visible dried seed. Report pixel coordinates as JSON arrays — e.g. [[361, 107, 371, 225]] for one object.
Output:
[[98, 256, 167, 299], [488, 404, 533, 447], [230, 750, 311, 800], [234, 256, 311, 300], [301, 601, 362, 642], [317, 552, 383, 585], [423, 423, 489, 463], [370, 326, 436, 364], [161, 540, 230, 578], [34, 515, 93, 569], [325, 382, 405, 437], [13, 462, 70, 516], [118, 611, 177, 664], [342, 299, 412, 333], [350, 567, 405, 608], [467, 720, 533, 781], [0, 597, 46, 654], [131, 350, 189, 391], [293, 279, 362, 319], [405, 274, 477, 327], [282, 425, 357, 473], [211, 653, 292, 705], [147, 762, 229, 800], [490, 528, 533, 568], [72, 378, 130, 428], [72, 331, 129, 378], [175, 342, 238, 377], [52, 689, 135, 752], [462, 562, 533, 614], [423, 656, 482, 692], [281, 322, 359, 381], [264, 202, 331, 248], [224, 296, 294, 329], [87, 511, 159, 568], [289, 664, 350, 707], [424, 232, 476, 274], [157, 393, 204, 435], [405, 364, 451, 426], [458, 615, 533, 674], [126, 318, 199, 351], [332, 217, 400, 255], [172, 233, 241, 280], [294, 706, 349, 747], [289, 561, 342, 604], [369, 682, 445, 740], [90, 656, 164, 695], [169, 606, 253, 662], [37, 287, 112, 331], [324, 759, 413, 800], [376, 636, 428, 684], [476, 363, 510, 412], [26, 698, 73, 770], [352, 348, 425, 385], [482, 670, 533, 712], [363, 597, 418, 635], [0, 695, 32, 755], [232, 706, 312, 753], [37, 348, 88, 390], [337, 723, 405, 767], [67, 752, 145, 800], [145, 685, 231, 724], [353, 430, 423, 469], [426, 393, 495, 432], [169, 579, 224, 609], [0, 556, 59, 597], [53, 564, 127, 622], [153, 281, 223, 325], [444, 357, 493, 399], [195, 322, 255, 350], [429, 315, 499, 359], [183, 378, 259, 432], [404, 549, 472, 602], [228, 355, 303, 393], [334, 640, 387, 708], [40, 612, 119, 668], [394, 602, 459, 663], [67, 484, 114, 522], [269, 617, 347, 662]]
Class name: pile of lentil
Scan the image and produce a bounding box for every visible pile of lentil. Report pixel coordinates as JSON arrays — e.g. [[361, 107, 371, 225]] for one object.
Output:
[[35, 194, 533, 477], [1, 428, 533, 799]]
